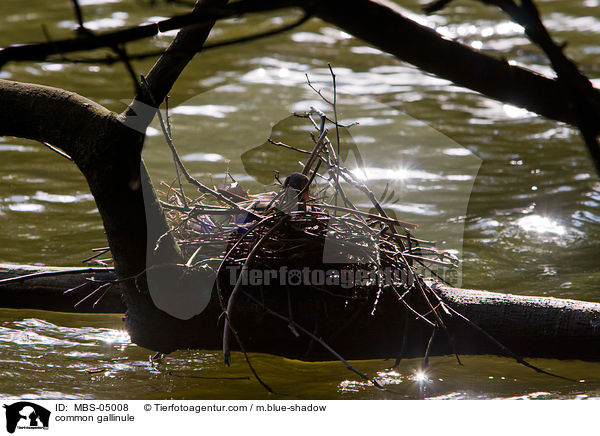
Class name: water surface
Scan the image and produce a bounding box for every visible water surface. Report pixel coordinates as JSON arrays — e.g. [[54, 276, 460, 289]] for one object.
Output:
[[0, 0, 599, 399]]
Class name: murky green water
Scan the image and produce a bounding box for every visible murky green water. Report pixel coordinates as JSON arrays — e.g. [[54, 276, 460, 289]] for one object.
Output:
[[0, 0, 599, 399]]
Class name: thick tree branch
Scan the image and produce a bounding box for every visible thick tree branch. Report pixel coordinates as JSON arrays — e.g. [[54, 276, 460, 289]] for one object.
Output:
[[489, 0, 600, 172], [0, 1, 296, 69], [134, 0, 228, 110], [0, 79, 148, 281], [2, 0, 598, 134], [0, 80, 136, 163], [2, 264, 600, 362], [2, 0, 599, 356], [308, 0, 600, 133], [0, 1, 237, 351], [0, 264, 124, 313], [424, 0, 600, 174]]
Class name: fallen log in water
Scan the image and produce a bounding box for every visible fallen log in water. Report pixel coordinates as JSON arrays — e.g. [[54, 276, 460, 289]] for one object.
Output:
[[0, 264, 125, 313], [1, 263, 599, 362], [429, 286, 600, 362]]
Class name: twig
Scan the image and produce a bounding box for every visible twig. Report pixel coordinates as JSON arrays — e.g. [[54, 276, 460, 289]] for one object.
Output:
[[165, 96, 188, 209], [222, 216, 287, 365], [74, 282, 112, 308], [301, 115, 328, 177], [423, 326, 437, 369], [0, 267, 114, 285], [63, 280, 92, 295], [112, 44, 141, 94], [305, 74, 333, 106], [267, 139, 315, 155], [310, 202, 417, 230], [392, 309, 410, 368], [328, 64, 342, 207], [92, 284, 113, 308], [240, 290, 385, 390], [139, 75, 262, 219], [41, 142, 73, 161], [81, 248, 110, 263], [70, 0, 87, 31], [445, 303, 572, 381]]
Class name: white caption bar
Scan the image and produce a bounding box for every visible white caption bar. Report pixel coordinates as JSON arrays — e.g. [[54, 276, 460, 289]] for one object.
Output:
[[0, 400, 596, 435]]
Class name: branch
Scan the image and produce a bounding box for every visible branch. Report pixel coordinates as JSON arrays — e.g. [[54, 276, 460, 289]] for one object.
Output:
[[0, 0, 299, 70], [308, 0, 600, 133], [133, 0, 229, 110], [426, 0, 600, 172], [55, 13, 311, 66], [3, 263, 600, 362], [0, 264, 124, 313], [0, 79, 158, 281], [485, 0, 600, 173], [3, 0, 599, 134], [0, 79, 129, 163]]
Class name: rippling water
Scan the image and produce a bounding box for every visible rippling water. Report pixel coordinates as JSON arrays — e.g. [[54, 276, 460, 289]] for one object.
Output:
[[0, 0, 599, 399], [2, 308, 600, 400]]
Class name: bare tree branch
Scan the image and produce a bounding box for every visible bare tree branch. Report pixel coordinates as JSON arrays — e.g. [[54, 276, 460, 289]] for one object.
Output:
[[133, 0, 229, 110], [51, 13, 311, 66], [309, 0, 600, 134], [0, 0, 298, 69], [2, 0, 599, 134], [487, 0, 600, 172]]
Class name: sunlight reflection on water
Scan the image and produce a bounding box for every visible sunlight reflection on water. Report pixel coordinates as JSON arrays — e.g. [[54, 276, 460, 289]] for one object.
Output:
[[517, 215, 566, 236], [351, 166, 441, 181], [1, 0, 599, 400]]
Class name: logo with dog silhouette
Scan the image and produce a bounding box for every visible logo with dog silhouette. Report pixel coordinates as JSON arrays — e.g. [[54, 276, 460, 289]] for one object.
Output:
[[3, 402, 50, 433]]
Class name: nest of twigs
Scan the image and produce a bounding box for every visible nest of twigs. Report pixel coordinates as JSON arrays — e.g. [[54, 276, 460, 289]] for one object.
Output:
[[161, 179, 454, 307], [158, 99, 461, 316], [149, 72, 562, 391], [154, 96, 462, 385]]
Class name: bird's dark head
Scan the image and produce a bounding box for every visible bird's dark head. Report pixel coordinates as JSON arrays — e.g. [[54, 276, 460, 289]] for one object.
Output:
[[283, 172, 310, 202]]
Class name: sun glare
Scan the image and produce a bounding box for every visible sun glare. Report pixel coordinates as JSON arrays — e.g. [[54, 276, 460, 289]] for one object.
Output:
[[413, 370, 429, 383], [517, 214, 566, 236]]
